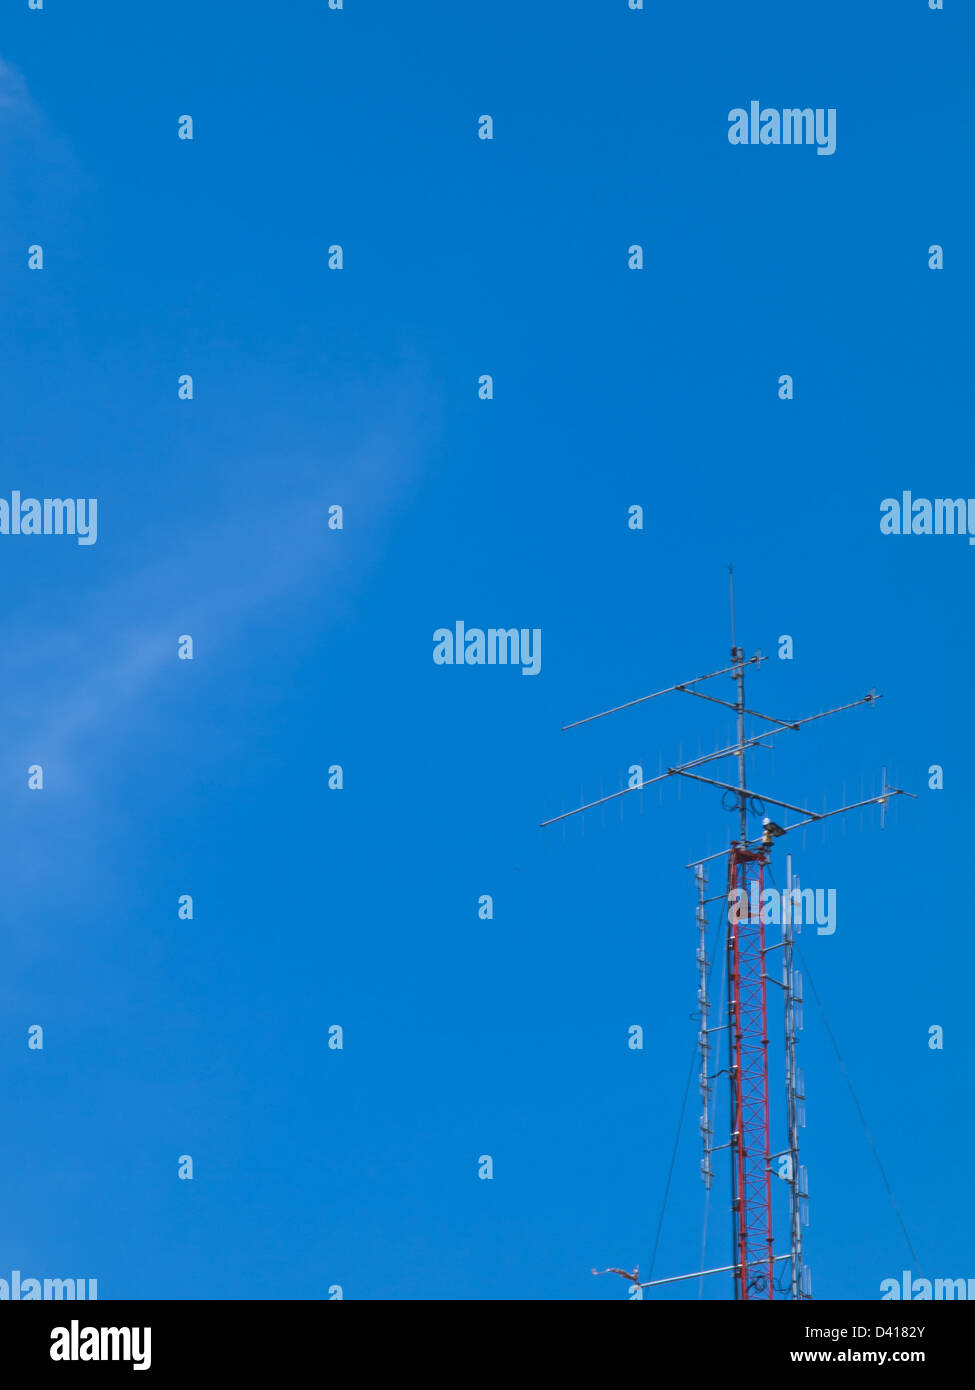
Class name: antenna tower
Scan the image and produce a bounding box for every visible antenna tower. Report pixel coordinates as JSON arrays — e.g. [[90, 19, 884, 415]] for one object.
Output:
[[544, 569, 914, 1300]]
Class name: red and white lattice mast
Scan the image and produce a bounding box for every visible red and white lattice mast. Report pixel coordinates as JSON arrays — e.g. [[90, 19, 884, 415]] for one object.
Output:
[[543, 569, 913, 1300]]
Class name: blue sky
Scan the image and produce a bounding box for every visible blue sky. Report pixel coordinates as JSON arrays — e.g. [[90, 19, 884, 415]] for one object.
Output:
[[0, 1, 970, 1300]]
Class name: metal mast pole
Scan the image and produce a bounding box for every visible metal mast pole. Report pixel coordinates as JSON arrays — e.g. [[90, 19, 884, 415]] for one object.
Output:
[[727, 842, 773, 1298], [726, 566, 773, 1299], [727, 570, 744, 1294], [731, 566, 747, 850]]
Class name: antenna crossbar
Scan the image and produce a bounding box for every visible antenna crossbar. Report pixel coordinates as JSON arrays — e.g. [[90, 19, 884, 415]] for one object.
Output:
[[672, 771, 816, 818], [561, 656, 764, 731]]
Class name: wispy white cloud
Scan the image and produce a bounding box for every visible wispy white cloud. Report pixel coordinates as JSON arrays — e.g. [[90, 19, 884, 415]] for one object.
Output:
[[0, 57, 33, 113], [0, 401, 429, 784]]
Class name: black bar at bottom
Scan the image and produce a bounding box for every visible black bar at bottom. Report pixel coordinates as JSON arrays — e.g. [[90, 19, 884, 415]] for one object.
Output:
[[0, 1297, 968, 1375]]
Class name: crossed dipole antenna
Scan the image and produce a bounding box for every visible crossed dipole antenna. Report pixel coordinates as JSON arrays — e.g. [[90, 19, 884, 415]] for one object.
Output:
[[543, 568, 915, 1300]]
